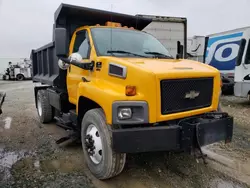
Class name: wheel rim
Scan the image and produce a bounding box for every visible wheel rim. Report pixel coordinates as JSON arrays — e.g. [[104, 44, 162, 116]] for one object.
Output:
[[37, 97, 42, 117], [85, 124, 103, 164]]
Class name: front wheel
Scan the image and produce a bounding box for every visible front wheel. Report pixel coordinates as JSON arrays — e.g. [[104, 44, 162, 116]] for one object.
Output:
[[16, 74, 24, 81], [81, 108, 126, 180]]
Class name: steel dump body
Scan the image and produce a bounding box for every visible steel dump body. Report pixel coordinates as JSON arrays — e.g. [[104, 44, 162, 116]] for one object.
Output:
[[31, 43, 66, 88]]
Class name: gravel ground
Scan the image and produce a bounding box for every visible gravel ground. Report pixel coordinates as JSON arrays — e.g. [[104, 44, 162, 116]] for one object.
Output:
[[208, 96, 250, 161], [0, 81, 249, 188]]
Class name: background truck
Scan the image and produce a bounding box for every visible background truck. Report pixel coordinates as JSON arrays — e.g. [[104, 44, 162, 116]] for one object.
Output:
[[234, 28, 250, 99], [187, 35, 206, 63], [2, 60, 32, 81], [31, 4, 233, 180], [187, 27, 250, 94]]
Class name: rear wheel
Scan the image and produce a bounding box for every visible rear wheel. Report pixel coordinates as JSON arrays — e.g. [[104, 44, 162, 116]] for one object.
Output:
[[37, 90, 53, 123], [81, 108, 126, 179], [16, 74, 24, 81]]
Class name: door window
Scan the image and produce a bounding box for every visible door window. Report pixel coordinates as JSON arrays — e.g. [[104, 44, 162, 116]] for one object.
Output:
[[245, 39, 250, 64], [73, 30, 90, 59], [236, 39, 246, 66]]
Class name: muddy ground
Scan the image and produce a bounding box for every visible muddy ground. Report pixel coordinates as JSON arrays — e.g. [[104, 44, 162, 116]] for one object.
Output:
[[0, 80, 249, 188]]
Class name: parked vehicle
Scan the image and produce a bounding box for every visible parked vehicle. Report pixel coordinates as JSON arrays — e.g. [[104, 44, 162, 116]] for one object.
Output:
[[234, 28, 250, 99], [187, 35, 205, 63], [187, 27, 250, 94], [2, 60, 32, 81], [31, 4, 233, 179]]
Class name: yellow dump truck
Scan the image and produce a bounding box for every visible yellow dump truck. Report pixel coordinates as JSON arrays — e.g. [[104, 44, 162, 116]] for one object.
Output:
[[31, 4, 233, 179]]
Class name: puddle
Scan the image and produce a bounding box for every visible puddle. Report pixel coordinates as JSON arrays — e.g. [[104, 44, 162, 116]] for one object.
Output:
[[0, 147, 30, 181], [210, 178, 244, 188], [38, 155, 84, 173], [11, 154, 84, 175], [0, 150, 24, 180]]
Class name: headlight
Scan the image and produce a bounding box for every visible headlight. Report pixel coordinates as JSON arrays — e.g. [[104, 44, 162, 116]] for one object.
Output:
[[112, 101, 148, 124], [118, 108, 132, 120]]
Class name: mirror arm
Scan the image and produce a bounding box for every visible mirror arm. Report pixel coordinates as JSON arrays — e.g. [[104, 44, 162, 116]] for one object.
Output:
[[59, 57, 94, 70]]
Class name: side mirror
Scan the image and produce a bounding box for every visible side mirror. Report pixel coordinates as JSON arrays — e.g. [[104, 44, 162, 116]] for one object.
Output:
[[55, 28, 67, 57], [58, 52, 93, 70], [58, 53, 82, 70], [176, 41, 184, 59], [69, 53, 83, 62]]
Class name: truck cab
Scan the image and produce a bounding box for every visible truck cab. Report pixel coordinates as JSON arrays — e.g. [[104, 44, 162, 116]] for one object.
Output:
[[31, 4, 233, 180], [234, 28, 250, 99]]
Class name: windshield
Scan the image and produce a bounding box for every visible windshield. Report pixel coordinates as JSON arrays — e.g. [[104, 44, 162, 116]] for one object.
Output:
[[91, 27, 173, 58]]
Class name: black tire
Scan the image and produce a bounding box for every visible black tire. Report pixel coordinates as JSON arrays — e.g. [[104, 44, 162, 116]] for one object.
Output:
[[81, 108, 126, 180], [36, 90, 53, 123], [16, 74, 24, 81]]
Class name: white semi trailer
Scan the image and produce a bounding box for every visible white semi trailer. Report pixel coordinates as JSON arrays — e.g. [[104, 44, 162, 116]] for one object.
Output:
[[187, 26, 250, 95], [234, 27, 250, 99]]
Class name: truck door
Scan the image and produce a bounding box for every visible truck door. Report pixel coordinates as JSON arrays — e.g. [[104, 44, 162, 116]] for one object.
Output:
[[234, 31, 250, 97], [67, 29, 91, 104]]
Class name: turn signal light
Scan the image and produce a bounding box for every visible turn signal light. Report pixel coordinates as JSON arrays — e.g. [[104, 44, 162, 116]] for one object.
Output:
[[126, 86, 136, 96]]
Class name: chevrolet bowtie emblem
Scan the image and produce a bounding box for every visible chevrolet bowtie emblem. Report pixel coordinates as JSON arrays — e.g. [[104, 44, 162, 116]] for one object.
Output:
[[185, 90, 200, 99]]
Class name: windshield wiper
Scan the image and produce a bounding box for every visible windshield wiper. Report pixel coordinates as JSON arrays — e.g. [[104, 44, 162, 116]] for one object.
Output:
[[144, 52, 174, 59], [107, 50, 146, 57]]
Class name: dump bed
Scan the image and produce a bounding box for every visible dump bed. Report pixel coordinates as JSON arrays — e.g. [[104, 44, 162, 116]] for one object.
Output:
[[31, 3, 187, 89]]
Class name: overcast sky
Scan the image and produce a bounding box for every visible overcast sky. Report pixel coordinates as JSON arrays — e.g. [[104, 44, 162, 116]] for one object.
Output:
[[0, 0, 250, 58]]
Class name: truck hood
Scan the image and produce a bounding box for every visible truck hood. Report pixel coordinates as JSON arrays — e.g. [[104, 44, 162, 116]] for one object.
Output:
[[122, 58, 219, 78]]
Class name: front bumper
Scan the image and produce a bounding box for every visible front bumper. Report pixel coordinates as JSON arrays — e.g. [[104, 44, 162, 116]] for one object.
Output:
[[112, 113, 233, 153]]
